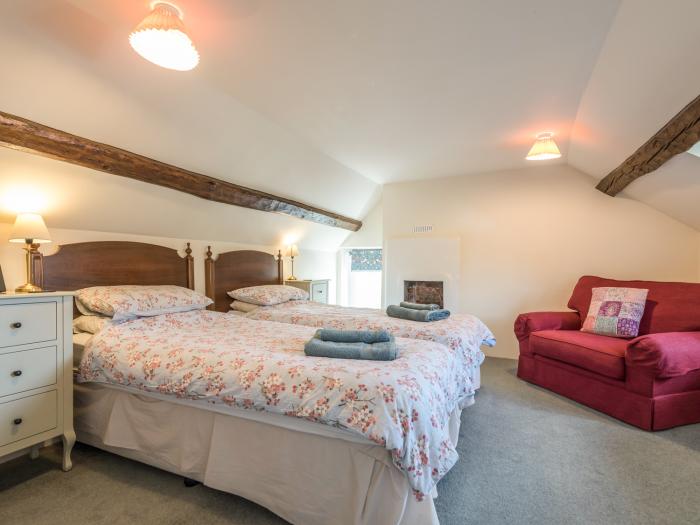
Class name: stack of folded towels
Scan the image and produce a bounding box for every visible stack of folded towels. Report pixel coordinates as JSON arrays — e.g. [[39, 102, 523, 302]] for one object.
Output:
[[386, 301, 451, 322], [304, 329, 399, 361]]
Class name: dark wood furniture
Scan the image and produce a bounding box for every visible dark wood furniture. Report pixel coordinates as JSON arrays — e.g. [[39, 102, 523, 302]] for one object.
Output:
[[205, 248, 283, 312], [32, 241, 195, 315]]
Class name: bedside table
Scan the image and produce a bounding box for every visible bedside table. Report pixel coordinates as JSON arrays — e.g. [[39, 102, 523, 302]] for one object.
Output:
[[285, 279, 330, 304], [0, 292, 75, 470]]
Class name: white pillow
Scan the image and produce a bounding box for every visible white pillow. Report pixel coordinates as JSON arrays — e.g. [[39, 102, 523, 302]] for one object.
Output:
[[230, 300, 260, 313], [76, 285, 213, 322], [227, 285, 308, 306], [73, 315, 111, 334]]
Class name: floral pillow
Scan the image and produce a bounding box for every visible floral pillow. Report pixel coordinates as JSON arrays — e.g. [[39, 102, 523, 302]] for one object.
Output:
[[73, 315, 111, 334], [230, 300, 260, 313], [76, 285, 213, 323], [227, 285, 308, 306], [581, 287, 648, 338]]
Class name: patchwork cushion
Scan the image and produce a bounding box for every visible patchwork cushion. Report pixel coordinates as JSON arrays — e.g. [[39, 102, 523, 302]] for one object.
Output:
[[581, 287, 648, 338], [228, 285, 308, 306]]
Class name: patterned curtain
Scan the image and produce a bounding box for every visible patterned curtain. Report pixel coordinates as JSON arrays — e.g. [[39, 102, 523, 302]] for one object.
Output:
[[349, 249, 382, 271]]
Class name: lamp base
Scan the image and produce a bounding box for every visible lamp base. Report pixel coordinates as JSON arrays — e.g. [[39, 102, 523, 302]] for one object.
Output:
[[15, 282, 44, 293], [286, 276, 298, 281]]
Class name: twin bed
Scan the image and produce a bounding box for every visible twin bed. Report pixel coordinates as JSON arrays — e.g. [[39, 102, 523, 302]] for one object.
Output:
[[39, 241, 494, 525]]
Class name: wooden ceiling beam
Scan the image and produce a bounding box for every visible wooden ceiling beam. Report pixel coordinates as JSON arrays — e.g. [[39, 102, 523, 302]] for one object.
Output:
[[596, 94, 700, 196], [0, 111, 362, 232]]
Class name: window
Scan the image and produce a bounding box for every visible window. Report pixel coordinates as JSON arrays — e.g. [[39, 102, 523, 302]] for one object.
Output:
[[338, 248, 382, 308]]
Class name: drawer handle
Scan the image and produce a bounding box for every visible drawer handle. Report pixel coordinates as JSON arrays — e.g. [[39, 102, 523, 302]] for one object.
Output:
[[13, 418, 23, 425], [11, 370, 22, 377], [10, 322, 22, 329]]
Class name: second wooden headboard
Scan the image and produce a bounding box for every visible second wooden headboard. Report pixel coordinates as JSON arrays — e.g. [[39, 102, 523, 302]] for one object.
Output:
[[205, 248, 283, 312]]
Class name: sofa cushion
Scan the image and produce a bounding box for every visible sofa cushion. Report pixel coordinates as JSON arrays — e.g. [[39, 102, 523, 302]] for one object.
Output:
[[568, 276, 700, 335], [581, 287, 648, 338], [530, 330, 628, 379]]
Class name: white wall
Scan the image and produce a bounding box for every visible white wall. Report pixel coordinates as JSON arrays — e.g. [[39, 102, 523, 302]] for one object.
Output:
[[342, 201, 383, 248], [0, 224, 336, 304], [383, 165, 700, 359]]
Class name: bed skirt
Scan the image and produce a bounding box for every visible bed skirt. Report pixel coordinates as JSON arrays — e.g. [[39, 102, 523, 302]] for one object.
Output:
[[74, 382, 466, 525]]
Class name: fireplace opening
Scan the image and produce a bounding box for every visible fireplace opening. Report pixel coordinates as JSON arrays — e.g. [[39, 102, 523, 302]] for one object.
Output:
[[404, 280, 444, 308]]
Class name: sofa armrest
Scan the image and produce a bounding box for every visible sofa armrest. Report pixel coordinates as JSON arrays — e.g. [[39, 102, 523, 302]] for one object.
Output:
[[514, 311, 581, 342], [626, 332, 700, 379]]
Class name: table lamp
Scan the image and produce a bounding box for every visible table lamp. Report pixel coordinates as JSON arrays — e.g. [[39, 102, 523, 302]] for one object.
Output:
[[286, 244, 299, 281], [9, 213, 51, 293]]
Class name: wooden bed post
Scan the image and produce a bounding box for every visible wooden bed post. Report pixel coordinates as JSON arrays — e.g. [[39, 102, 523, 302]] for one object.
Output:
[[205, 246, 215, 309], [277, 250, 283, 284], [185, 243, 194, 290]]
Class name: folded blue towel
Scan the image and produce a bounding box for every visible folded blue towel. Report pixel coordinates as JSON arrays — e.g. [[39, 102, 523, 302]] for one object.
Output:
[[315, 328, 393, 344], [386, 305, 451, 322], [400, 301, 440, 311], [304, 338, 399, 361]]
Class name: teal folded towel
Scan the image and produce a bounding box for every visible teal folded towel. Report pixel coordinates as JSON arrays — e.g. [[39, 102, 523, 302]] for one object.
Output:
[[400, 301, 440, 311], [304, 338, 399, 361], [315, 328, 393, 344], [386, 305, 451, 322]]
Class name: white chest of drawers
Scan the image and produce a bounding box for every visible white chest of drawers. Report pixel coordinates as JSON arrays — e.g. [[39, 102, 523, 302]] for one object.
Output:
[[0, 293, 75, 470], [284, 279, 330, 304]]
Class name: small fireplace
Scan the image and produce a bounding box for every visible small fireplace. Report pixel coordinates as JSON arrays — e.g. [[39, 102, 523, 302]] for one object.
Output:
[[404, 280, 444, 308]]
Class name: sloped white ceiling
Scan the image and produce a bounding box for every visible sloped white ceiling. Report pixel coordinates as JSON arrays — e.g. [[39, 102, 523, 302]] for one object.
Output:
[[0, 0, 698, 240], [0, 1, 382, 249], [569, 0, 700, 230], [3, 0, 620, 184], [196, 0, 619, 183], [621, 153, 700, 231]]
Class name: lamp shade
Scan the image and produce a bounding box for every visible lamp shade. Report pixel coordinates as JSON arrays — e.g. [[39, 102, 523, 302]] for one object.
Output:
[[288, 244, 299, 257], [129, 2, 199, 71], [9, 213, 51, 244], [526, 132, 562, 161]]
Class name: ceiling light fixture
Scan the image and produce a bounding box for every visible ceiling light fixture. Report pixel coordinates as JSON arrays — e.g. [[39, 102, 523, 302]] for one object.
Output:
[[526, 132, 562, 161], [129, 1, 199, 71]]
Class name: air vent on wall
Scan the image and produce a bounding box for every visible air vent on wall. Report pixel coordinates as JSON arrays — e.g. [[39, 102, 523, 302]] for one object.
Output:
[[412, 225, 433, 234]]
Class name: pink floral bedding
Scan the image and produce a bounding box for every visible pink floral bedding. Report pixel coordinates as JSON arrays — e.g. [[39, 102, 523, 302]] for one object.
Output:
[[78, 310, 487, 498], [244, 300, 495, 363]]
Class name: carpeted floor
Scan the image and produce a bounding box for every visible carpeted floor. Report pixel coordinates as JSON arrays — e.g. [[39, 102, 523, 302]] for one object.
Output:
[[1, 357, 698, 525]]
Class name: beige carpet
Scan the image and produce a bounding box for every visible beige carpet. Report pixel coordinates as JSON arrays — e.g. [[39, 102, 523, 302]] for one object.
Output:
[[1, 357, 698, 525]]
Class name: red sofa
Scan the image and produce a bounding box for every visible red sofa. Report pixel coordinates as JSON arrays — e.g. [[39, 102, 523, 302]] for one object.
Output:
[[515, 276, 700, 430]]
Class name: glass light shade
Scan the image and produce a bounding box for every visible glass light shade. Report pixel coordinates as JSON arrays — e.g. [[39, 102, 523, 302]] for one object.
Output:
[[288, 244, 300, 257], [129, 2, 199, 71], [9, 213, 51, 244], [526, 132, 562, 161]]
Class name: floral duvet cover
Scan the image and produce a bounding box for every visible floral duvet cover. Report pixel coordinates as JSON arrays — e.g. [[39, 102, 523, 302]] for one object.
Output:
[[78, 310, 490, 498], [244, 300, 495, 364]]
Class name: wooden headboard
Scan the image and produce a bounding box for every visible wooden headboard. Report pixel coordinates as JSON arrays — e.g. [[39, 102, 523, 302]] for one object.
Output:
[[205, 248, 283, 312], [33, 241, 194, 315]]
